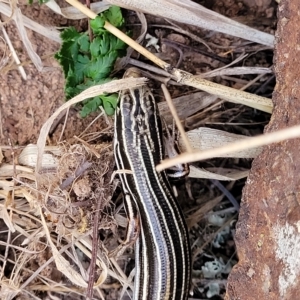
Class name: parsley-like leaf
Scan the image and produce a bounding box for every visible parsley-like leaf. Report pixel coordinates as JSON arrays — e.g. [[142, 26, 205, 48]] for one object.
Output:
[[78, 34, 90, 52], [55, 6, 127, 116], [90, 16, 106, 35], [101, 94, 118, 116], [80, 96, 103, 118], [103, 6, 124, 27]]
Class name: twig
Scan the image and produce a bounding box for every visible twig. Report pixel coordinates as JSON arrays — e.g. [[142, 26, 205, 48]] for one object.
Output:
[[161, 84, 193, 153], [86, 191, 103, 300], [58, 107, 70, 142], [162, 38, 230, 64], [0, 18, 26, 79], [153, 20, 213, 51], [210, 179, 240, 211], [127, 58, 171, 77], [161, 39, 183, 68], [0, 225, 11, 281], [157, 124, 300, 171], [60, 161, 92, 190]]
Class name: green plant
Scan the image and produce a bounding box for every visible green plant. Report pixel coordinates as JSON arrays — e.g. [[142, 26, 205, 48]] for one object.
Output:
[[55, 6, 127, 116], [28, 0, 50, 4]]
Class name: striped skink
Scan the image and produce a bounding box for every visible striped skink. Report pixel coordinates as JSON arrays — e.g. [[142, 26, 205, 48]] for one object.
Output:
[[114, 68, 191, 300]]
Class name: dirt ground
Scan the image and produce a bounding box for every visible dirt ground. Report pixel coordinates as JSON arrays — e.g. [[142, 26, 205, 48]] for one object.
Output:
[[0, 3, 63, 146], [0, 3, 106, 157], [2, 0, 298, 300]]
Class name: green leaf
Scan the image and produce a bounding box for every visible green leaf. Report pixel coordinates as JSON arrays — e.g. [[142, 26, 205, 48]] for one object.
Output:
[[74, 54, 90, 83], [76, 79, 98, 92], [86, 57, 104, 81], [60, 27, 81, 41], [65, 68, 77, 87], [80, 96, 103, 117], [90, 37, 101, 58], [55, 28, 85, 76], [78, 34, 90, 52], [103, 6, 124, 27], [100, 50, 119, 75], [101, 94, 118, 115], [109, 35, 126, 52], [76, 78, 113, 92], [90, 16, 106, 35], [87, 52, 117, 81], [55, 41, 78, 76], [28, 0, 50, 5], [98, 33, 110, 56]]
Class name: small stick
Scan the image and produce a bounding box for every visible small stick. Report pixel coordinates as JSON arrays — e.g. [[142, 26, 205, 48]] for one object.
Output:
[[86, 191, 103, 300], [58, 107, 70, 142], [0, 19, 27, 79], [156, 124, 300, 171], [161, 84, 193, 153], [210, 179, 240, 211]]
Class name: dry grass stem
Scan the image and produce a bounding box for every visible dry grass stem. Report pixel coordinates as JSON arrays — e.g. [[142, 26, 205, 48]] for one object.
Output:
[[1, 133, 116, 298], [0, 19, 26, 79], [159, 92, 218, 125], [161, 84, 193, 152], [11, 5, 43, 71], [157, 124, 300, 171], [188, 166, 249, 181], [179, 127, 262, 159], [202, 66, 272, 78], [171, 69, 272, 113], [125, 58, 171, 77], [0, 164, 34, 177]]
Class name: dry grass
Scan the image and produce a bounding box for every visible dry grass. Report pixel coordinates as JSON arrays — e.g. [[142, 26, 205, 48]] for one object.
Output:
[[0, 140, 116, 299]]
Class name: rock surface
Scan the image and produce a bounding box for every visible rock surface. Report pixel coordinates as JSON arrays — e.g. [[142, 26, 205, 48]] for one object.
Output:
[[226, 0, 300, 299]]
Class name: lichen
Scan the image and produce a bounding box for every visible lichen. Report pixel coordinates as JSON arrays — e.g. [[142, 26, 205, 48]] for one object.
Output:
[[274, 222, 300, 297]]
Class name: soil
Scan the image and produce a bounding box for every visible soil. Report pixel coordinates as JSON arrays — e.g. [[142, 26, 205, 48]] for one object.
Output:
[[0, 3, 106, 158], [0, 8, 64, 146]]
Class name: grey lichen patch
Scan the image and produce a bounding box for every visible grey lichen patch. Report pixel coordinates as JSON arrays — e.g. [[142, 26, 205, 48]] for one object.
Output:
[[274, 221, 300, 298]]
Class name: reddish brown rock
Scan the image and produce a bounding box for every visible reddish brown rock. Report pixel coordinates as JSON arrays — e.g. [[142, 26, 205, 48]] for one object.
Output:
[[226, 1, 300, 299]]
